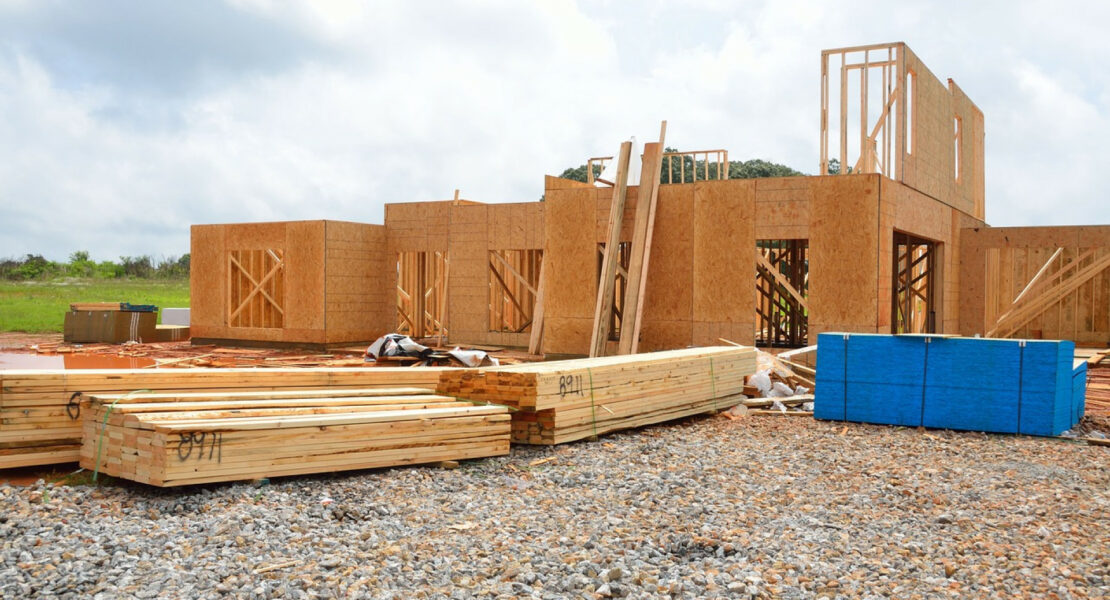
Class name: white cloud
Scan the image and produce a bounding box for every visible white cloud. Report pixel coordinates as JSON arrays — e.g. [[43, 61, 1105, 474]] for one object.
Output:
[[0, 0, 1108, 263]]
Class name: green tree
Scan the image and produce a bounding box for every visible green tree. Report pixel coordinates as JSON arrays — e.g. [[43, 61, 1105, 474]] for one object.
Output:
[[67, 250, 95, 277], [558, 163, 604, 183], [826, 158, 852, 175], [120, 255, 154, 278], [561, 148, 805, 185]]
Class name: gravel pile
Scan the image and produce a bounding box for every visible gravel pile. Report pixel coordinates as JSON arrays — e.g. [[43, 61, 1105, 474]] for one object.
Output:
[[1, 415, 1107, 599]]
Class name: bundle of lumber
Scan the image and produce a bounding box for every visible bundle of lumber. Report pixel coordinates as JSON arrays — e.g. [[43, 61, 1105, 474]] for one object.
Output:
[[439, 346, 757, 444], [0, 367, 448, 469], [80, 387, 510, 486], [1086, 351, 1110, 414]]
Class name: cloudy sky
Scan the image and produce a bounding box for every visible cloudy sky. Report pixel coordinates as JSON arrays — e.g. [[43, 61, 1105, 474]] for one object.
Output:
[[0, 0, 1106, 261]]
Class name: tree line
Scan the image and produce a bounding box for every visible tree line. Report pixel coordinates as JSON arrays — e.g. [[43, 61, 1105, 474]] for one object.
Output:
[[0, 251, 190, 281], [557, 148, 806, 186]]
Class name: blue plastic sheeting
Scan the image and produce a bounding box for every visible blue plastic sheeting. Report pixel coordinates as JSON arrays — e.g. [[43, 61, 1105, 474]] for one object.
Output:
[[814, 333, 1085, 436]]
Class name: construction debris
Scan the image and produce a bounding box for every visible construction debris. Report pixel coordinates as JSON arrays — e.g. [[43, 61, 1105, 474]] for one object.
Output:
[[731, 345, 816, 417]]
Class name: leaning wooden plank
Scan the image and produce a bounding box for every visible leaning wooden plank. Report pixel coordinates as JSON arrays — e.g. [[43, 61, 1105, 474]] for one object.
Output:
[[990, 252, 1110, 338], [619, 121, 667, 355], [589, 141, 633, 358], [528, 260, 546, 355], [755, 251, 810, 312], [741, 394, 815, 408], [749, 410, 814, 417]]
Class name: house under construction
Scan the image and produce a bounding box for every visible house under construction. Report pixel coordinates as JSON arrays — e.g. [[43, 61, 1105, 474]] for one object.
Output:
[[189, 42, 1110, 353]]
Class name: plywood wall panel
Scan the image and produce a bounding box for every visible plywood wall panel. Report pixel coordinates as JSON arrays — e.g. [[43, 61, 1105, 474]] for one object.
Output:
[[445, 204, 488, 343], [959, 225, 1110, 343], [808, 175, 882, 335], [544, 175, 596, 191], [642, 185, 694, 325], [385, 202, 451, 253], [949, 80, 985, 220], [638, 321, 693, 352], [324, 221, 389, 343], [753, 177, 811, 243], [691, 180, 755, 344], [900, 46, 953, 205], [189, 225, 226, 337], [283, 221, 326, 333], [543, 317, 592, 356]]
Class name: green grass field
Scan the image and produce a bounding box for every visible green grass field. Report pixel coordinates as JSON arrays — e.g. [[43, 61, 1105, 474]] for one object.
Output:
[[0, 279, 190, 333]]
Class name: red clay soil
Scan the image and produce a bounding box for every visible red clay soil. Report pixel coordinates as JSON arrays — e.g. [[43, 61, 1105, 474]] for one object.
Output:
[[0, 333, 539, 368]]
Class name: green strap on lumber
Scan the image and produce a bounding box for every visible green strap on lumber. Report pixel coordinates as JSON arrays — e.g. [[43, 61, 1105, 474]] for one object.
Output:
[[587, 367, 599, 439], [709, 357, 719, 412], [93, 389, 151, 483]]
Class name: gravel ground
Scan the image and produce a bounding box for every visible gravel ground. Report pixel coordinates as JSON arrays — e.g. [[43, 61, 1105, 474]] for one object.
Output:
[[1, 415, 1107, 599]]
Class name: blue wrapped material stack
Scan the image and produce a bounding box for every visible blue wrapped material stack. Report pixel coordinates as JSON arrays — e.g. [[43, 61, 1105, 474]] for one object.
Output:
[[815, 333, 1086, 436]]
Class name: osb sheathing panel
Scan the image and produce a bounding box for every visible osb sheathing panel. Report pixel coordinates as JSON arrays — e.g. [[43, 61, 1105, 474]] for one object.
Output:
[[876, 182, 896, 330], [385, 202, 451, 253], [949, 80, 985, 220], [543, 187, 598, 353], [594, 186, 640, 243], [901, 47, 953, 206], [284, 221, 326, 334], [444, 202, 544, 348], [638, 184, 695, 351], [545, 174, 596, 191], [543, 316, 593, 354], [544, 178, 760, 353], [544, 184, 605, 353], [753, 177, 810, 240], [691, 180, 755, 346], [957, 223, 988, 335], [189, 225, 225, 338], [447, 204, 489, 344], [190, 221, 327, 344], [807, 175, 881, 335], [890, 179, 954, 243], [875, 178, 984, 334], [960, 226, 1110, 343], [324, 221, 389, 343]]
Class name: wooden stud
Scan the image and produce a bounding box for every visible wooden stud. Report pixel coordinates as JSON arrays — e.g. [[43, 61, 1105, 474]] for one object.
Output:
[[589, 141, 632, 357], [619, 121, 667, 355]]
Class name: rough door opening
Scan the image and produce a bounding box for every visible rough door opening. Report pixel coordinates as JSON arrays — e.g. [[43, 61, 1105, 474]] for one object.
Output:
[[396, 251, 448, 339], [227, 249, 284, 328], [755, 240, 809, 347], [597, 242, 632, 341], [892, 232, 937, 334], [488, 249, 543, 333]]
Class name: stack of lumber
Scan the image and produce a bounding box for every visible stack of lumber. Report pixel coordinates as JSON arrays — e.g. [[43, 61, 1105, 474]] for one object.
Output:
[[0, 367, 448, 469], [1086, 350, 1110, 414], [80, 387, 510, 486], [438, 346, 757, 444]]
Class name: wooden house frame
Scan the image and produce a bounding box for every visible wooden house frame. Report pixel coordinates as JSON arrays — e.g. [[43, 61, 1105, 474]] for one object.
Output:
[[189, 43, 1110, 351]]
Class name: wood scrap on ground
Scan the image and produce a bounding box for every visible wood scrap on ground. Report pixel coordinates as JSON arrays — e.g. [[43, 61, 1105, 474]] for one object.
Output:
[[722, 342, 817, 418]]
